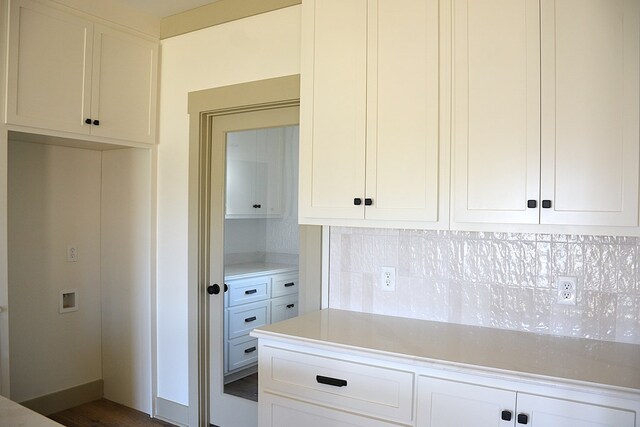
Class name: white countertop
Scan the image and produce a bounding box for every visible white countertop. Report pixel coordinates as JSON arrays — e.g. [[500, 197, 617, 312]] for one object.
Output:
[[225, 262, 297, 279], [0, 395, 63, 427], [252, 308, 640, 393]]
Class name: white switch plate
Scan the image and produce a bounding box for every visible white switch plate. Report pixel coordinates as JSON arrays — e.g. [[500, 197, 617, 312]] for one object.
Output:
[[67, 245, 78, 262], [381, 266, 396, 292]]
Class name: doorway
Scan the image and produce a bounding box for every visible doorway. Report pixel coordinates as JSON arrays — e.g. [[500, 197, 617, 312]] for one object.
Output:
[[187, 76, 323, 427]]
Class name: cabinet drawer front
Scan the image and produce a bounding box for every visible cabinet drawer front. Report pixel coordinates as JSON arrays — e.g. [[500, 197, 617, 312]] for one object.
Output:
[[228, 277, 270, 306], [228, 336, 259, 372], [271, 273, 299, 298], [271, 294, 298, 324], [228, 301, 269, 339], [261, 346, 414, 423]]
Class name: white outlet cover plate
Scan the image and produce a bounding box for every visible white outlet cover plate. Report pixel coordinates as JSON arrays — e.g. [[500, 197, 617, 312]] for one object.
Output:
[[381, 266, 396, 292], [556, 276, 577, 305]]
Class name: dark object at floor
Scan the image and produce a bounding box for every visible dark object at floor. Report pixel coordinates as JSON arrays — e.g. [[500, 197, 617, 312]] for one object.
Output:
[[224, 372, 258, 402], [48, 398, 176, 427]]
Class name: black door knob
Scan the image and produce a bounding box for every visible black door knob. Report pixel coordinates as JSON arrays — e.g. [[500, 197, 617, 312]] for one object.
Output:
[[93, 119, 100, 126], [224, 284, 228, 292], [207, 284, 220, 295]]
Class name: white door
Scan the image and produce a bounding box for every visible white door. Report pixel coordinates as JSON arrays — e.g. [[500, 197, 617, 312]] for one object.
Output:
[[452, 0, 541, 224], [209, 107, 300, 427], [539, 0, 640, 226]]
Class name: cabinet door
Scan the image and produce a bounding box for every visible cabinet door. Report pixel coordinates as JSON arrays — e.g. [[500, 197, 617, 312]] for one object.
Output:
[[90, 25, 158, 144], [261, 393, 404, 427], [299, 0, 367, 221], [365, 0, 442, 222], [452, 0, 541, 224], [517, 393, 635, 427], [540, 0, 639, 226], [255, 128, 284, 217], [417, 376, 516, 427], [226, 130, 260, 217], [7, 0, 93, 134]]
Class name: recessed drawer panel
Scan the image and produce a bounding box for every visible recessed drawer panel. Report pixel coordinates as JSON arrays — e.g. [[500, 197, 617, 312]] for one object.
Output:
[[261, 346, 414, 424], [271, 272, 298, 298], [271, 294, 298, 324], [227, 276, 270, 306], [228, 336, 259, 372], [228, 301, 270, 339]]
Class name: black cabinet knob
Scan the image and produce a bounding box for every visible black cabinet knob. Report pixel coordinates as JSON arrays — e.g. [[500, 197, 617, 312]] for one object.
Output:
[[364, 198, 373, 206], [501, 410, 513, 421], [207, 284, 220, 295], [354, 198, 362, 206], [542, 200, 552, 209], [92, 119, 100, 126], [85, 118, 92, 124], [517, 413, 529, 424], [527, 200, 537, 209]]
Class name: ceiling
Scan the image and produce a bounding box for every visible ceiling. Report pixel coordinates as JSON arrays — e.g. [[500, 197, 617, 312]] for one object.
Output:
[[118, 0, 221, 18]]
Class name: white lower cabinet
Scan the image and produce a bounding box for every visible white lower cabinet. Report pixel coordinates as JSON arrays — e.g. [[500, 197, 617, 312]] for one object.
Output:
[[417, 376, 636, 427]]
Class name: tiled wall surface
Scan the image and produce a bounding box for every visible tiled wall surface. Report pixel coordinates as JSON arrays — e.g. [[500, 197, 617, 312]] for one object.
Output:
[[329, 227, 640, 344]]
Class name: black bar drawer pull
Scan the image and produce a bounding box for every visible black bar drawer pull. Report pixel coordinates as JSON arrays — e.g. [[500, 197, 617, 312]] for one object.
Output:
[[316, 375, 347, 387], [244, 316, 257, 323], [244, 346, 257, 354], [245, 289, 257, 295], [286, 304, 295, 309], [284, 282, 295, 287]]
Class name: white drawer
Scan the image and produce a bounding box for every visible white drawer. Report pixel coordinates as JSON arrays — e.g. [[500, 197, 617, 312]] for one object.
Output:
[[228, 300, 270, 340], [227, 276, 270, 306], [228, 335, 258, 372], [271, 272, 298, 298], [271, 294, 298, 324], [260, 346, 414, 424]]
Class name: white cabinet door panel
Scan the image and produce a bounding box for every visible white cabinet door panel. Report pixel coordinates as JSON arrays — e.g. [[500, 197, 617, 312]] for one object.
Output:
[[365, 0, 440, 222], [540, 0, 639, 226], [517, 393, 635, 427], [299, 0, 367, 220], [90, 25, 157, 144], [7, 0, 93, 134], [453, 0, 540, 224]]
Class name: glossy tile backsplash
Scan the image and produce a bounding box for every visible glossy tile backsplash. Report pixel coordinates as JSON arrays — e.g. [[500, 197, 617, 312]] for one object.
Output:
[[328, 227, 640, 344]]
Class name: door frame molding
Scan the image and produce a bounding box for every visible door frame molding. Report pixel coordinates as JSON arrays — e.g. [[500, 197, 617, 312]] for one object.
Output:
[[187, 75, 318, 426]]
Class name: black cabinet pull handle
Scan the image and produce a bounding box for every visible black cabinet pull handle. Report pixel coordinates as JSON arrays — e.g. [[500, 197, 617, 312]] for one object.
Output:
[[92, 119, 100, 126], [527, 200, 537, 209], [353, 198, 362, 206], [245, 289, 257, 295], [244, 346, 257, 354], [85, 118, 92, 124], [517, 413, 529, 424], [501, 410, 513, 421], [542, 200, 552, 209], [286, 303, 295, 309], [364, 198, 373, 206], [316, 375, 347, 387], [207, 284, 220, 295], [284, 282, 295, 287], [252, 204, 261, 208], [244, 316, 257, 323]]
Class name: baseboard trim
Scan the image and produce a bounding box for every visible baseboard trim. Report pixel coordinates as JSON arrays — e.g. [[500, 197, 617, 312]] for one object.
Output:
[[20, 379, 103, 416], [155, 397, 189, 427]]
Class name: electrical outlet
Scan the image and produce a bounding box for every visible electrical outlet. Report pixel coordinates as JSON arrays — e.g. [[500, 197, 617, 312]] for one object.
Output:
[[381, 266, 396, 292], [556, 276, 577, 305], [67, 245, 78, 262]]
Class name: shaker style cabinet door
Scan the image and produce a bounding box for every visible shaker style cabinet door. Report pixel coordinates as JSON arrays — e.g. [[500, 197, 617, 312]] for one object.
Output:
[[6, 0, 93, 134], [299, 0, 368, 221], [90, 25, 158, 144], [539, 0, 640, 226], [452, 0, 541, 225]]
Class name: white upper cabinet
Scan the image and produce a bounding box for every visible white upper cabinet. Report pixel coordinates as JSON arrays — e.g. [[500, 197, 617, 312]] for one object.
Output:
[[6, 0, 158, 145], [453, 0, 640, 228], [299, 0, 448, 227]]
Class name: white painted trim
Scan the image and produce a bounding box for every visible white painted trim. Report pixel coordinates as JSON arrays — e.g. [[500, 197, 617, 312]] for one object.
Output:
[[155, 397, 189, 427], [321, 226, 330, 309], [150, 145, 159, 418]]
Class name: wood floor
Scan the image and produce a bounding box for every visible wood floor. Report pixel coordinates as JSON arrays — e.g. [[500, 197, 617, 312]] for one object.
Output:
[[48, 399, 176, 427], [224, 372, 258, 402]]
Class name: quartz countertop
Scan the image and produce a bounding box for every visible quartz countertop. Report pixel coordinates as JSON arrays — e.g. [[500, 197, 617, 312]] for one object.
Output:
[[252, 308, 640, 393], [0, 395, 63, 427], [224, 262, 298, 279]]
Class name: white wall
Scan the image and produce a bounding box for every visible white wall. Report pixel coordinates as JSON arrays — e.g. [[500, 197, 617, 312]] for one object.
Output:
[[7, 141, 102, 402], [157, 6, 301, 405], [101, 148, 152, 413]]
